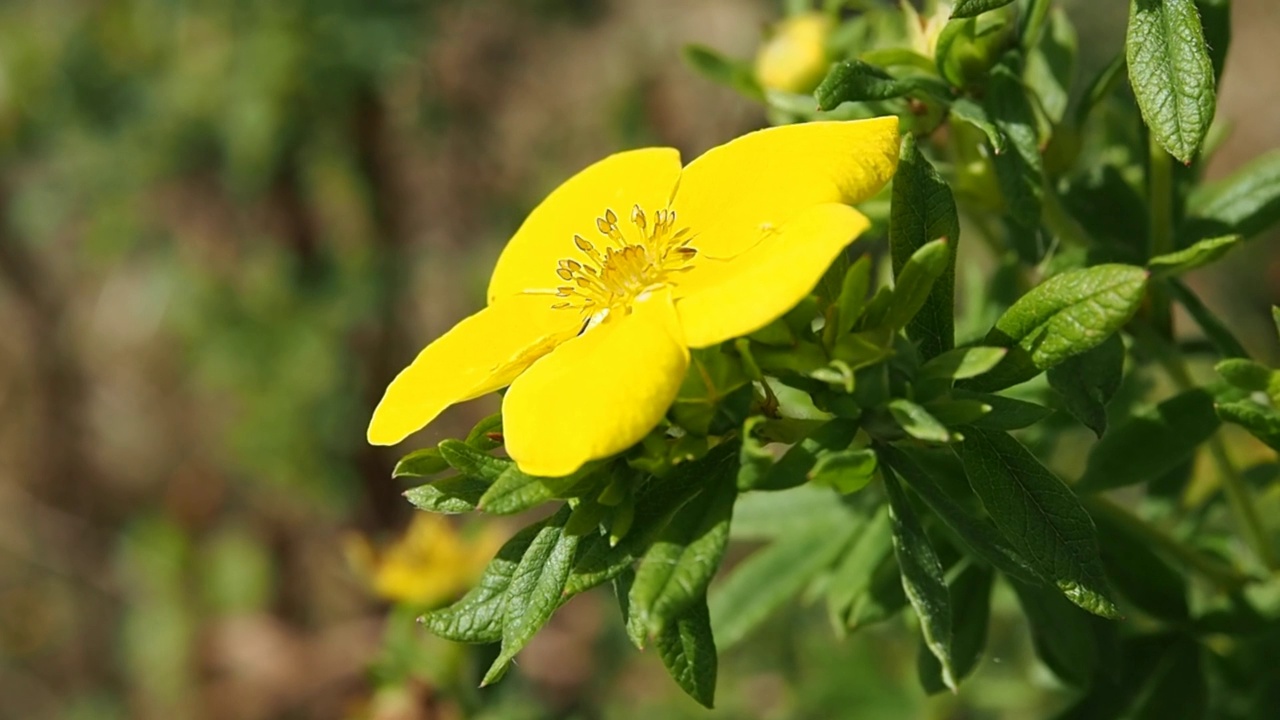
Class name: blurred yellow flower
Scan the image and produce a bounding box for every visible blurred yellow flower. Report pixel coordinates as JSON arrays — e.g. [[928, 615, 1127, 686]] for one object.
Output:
[[348, 515, 503, 607], [368, 118, 900, 476], [904, 1, 951, 59], [754, 12, 834, 93]]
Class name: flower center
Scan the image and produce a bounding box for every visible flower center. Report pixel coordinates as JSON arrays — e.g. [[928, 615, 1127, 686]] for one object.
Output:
[[550, 205, 696, 320]]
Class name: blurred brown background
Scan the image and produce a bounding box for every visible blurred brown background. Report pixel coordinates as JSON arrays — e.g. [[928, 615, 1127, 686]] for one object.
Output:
[[0, 1, 1276, 719]]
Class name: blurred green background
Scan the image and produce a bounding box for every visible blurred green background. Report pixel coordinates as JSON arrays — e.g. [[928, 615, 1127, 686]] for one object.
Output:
[[1, 1, 1278, 719]]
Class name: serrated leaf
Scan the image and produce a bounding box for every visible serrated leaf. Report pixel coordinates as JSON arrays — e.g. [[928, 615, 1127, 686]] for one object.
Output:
[[1023, 7, 1077, 126], [1216, 400, 1280, 452], [1185, 149, 1280, 241], [890, 135, 960, 360], [1126, 0, 1217, 163], [950, 0, 1016, 19], [918, 563, 994, 693], [920, 347, 1008, 381], [986, 55, 1046, 262], [403, 475, 491, 514], [954, 429, 1119, 617], [808, 447, 878, 494], [885, 238, 953, 333], [438, 440, 508, 481], [565, 442, 739, 596], [1047, 333, 1125, 437], [883, 467, 955, 689], [889, 399, 953, 443], [879, 445, 1041, 585], [478, 462, 593, 516], [655, 597, 718, 708], [1011, 579, 1098, 686], [482, 507, 578, 685], [1078, 389, 1221, 491], [967, 264, 1149, 391], [711, 521, 856, 649], [630, 471, 737, 636], [682, 44, 762, 100], [419, 513, 557, 644], [1148, 234, 1241, 276], [1166, 278, 1250, 358]]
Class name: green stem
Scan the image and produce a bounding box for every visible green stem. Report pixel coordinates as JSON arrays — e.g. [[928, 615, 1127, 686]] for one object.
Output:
[[1085, 496, 1252, 591], [1148, 133, 1175, 335]]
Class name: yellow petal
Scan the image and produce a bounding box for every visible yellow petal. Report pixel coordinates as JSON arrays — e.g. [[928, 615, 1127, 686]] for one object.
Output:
[[672, 117, 898, 259], [367, 294, 581, 445], [503, 291, 688, 477], [676, 203, 870, 348], [487, 148, 683, 302]]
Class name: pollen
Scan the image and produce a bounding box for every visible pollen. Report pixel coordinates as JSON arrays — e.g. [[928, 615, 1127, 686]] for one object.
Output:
[[551, 204, 697, 317]]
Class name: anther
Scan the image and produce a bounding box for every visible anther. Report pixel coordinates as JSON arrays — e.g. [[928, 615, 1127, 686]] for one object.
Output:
[[605, 208, 617, 225], [556, 268, 574, 280], [574, 235, 595, 253], [631, 205, 646, 230]]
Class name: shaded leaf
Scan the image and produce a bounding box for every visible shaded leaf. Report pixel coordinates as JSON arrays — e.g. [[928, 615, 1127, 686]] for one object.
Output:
[[986, 55, 1045, 262], [404, 475, 491, 515], [1148, 234, 1241, 276], [889, 399, 953, 443], [918, 563, 994, 693], [950, 97, 1008, 154], [808, 447, 879, 494], [1216, 400, 1280, 452], [1078, 389, 1221, 491], [1011, 579, 1098, 686], [814, 60, 949, 110], [954, 428, 1118, 617], [1023, 7, 1077, 125], [1047, 333, 1125, 437], [885, 238, 953, 333], [1167, 278, 1250, 358], [1185, 149, 1280, 241], [951, 0, 1016, 19], [655, 597, 718, 708]]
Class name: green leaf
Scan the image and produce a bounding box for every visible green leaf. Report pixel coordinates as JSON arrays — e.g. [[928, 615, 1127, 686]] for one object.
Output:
[[1148, 234, 1242, 276], [482, 507, 579, 685], [954, 428, 1119, 617], [478, 465, 591, 516], [879, 445, 1041, 585], [883, 467, 955, 689], [655, 597, 718, 708], [1010, 580, 1098, 686], [1185, 150, 1280, 241], [985, 55, 1046, 262], [731, 484, 853, 541], [630, 471, 737, 636], [711, 521, 856, 649], [950, 0, 1016, 19], [890, 135, 960, 360], [566, 443, 739, 596], [1023, 7, 1077, 126], [967, 264, 1149, 391], [918, 563, 994, 693], [814, 60, 949, 110], [681, 44, 762, 100], [1216, 358, 1277, 399], [438, 440, 508, 481], [403, 475, 491, 514], [419, 516, 553, 644], [920, 347, 1009, 381], [952, 389, 1055, 430], [1092, 503, 1189, 621], [741, 418, 860, 492], [1078, 389, 1221, 491], [1216, 400, 1280, 452], [1127, 637, 1207, 719], [1075, 53, 1126, 127], [809, 447, 879, 494], [950, 97, 1008, 154], [393, 448, 450, 479], [1047, 333, 1125, 437], [1126, 0, 1217, 163], [884, 238, 952, 333], [1166, 278, 1250, 358], [464, 413, 505, 450], [827, 506, 894, 622], [847, 552, 909, 630], [889, 399, 953, 443], [834, 255, 874, 336]]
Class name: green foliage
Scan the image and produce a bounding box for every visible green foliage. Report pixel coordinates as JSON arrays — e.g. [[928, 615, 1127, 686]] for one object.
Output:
[[399, 1, 1280, 712]]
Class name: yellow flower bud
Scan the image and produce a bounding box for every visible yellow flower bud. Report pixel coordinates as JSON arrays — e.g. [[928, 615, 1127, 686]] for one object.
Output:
[[754, 13, 834, 94]]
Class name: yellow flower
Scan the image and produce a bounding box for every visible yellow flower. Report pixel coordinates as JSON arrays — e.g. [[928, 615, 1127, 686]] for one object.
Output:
[[754, 12, 834, 94], [368, 118, 900, 476], [346, 514, 504, 606]]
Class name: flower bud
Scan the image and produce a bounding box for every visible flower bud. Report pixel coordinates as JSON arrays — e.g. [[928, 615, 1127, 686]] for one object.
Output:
[[754, 12, 834, 94]]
